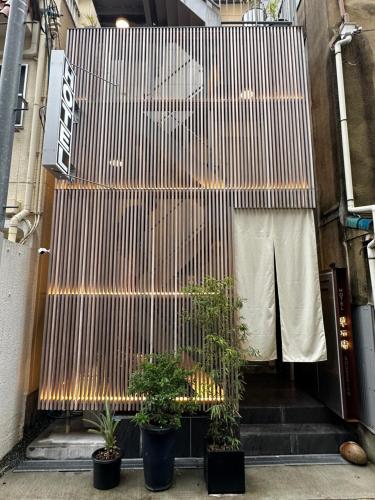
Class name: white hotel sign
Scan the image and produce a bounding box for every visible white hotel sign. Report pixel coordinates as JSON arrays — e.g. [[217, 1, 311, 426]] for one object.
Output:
[[42, 50, 76, 179]]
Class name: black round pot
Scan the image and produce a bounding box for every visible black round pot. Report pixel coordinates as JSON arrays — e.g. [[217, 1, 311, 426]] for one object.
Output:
[[142, 426, 177, 491], [92, 448, 121, 490]]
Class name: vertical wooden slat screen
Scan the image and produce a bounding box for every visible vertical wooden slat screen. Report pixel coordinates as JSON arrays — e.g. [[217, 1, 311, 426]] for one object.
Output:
[[39, 26, 315, 410]]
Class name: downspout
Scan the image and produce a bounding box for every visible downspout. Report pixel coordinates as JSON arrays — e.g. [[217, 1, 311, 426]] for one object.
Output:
[[337, 0, 350, 23], [8, 31, 47, 243], [334, 26, 375, 304]]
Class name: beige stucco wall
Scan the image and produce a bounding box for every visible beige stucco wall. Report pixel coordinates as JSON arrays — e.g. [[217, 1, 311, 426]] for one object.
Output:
[[220, 4, 244, 22], [0, 0, 98, 460], [0, 235, 37, 459]]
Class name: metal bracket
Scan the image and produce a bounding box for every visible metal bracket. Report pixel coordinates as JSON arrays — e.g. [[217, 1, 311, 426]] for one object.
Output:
[[339, 22, 362, 38], [14, 96, 29, 112]]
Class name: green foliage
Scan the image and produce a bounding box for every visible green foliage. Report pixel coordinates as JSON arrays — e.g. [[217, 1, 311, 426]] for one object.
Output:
[[82, 14, 98, 28], [83, 401, 119, 451], [266, 0, 279, 20], [129, 353, 196, 429], [183, 276, 257, 451]]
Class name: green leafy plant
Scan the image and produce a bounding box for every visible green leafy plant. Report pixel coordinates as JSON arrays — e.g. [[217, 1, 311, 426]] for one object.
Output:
[[129, 353, 196, 429], [84, 401, 120, 458], [183, 276, 257, 451], [249, 0, 263, 9], [82, 14, 98, 28], [266, 0, 279, 20]]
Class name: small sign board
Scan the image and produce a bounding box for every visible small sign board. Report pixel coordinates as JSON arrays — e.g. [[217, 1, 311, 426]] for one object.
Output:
[[42, 50, 76, 179]]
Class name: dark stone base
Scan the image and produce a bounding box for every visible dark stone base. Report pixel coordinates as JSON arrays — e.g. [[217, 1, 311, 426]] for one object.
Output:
[[204, 449, 245, 494], [115, 415, 209, 458]]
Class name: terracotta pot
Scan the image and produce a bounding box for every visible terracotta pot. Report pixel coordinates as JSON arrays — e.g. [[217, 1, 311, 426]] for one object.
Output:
[[339, 441, 367, 465]]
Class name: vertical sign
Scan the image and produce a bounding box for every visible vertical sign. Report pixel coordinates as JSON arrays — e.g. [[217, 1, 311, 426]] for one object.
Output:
[[42, 50, 76, 179]]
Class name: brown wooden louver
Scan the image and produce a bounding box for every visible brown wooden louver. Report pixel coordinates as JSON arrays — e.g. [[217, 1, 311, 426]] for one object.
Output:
[[39, 26, 315, 410]]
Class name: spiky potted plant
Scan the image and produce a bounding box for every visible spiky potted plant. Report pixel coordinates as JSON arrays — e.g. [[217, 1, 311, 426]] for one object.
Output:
[[84, 401, 121, 490], [184, 276, 256, 495], [128, 352, 195, 492]]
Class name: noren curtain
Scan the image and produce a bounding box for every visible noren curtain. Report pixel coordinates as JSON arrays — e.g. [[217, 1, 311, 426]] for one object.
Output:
[[233, 209, 327, 362]]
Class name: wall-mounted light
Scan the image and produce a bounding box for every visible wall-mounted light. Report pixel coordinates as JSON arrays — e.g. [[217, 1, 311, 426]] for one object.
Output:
[[109, 159, 124, 168], [116, 17, 130, 28]]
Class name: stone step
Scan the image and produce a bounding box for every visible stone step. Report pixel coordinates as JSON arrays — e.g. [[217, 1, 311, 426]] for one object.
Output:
[[240, 423, 356, 456], [239, 404, 338, 425]]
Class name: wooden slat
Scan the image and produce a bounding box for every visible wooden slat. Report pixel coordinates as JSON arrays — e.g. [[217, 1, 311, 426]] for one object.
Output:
[[39, 26, 316, 410]]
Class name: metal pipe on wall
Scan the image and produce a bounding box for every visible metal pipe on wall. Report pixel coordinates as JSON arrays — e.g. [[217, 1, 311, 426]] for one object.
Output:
[[0, 0, 29, 230], [337, 0, 350, 23], [8, 32, 48, 243]]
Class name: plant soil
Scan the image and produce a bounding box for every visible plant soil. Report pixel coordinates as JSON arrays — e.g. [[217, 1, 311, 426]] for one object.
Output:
[[95, 448, 121, 461]]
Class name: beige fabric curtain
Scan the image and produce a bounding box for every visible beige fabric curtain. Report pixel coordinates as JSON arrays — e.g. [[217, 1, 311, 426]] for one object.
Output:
[[233, 209, 327, 362]]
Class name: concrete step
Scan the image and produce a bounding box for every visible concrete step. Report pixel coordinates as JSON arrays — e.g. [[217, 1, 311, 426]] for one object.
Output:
[[240, 423, 356, 456], [26, 420, 104, 460]]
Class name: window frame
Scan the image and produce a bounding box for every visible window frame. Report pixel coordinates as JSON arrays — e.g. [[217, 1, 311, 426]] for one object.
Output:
[[0, 63, 28, 128]]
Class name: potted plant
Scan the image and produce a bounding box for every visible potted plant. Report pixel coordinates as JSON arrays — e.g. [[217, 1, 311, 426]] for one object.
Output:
[[128, 352, 195, 492], [184, 276, 256, 495], [84, 401, 121, 490]]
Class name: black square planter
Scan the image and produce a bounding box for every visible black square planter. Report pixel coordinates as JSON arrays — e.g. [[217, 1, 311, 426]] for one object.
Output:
[[204, 449, 245, 494]]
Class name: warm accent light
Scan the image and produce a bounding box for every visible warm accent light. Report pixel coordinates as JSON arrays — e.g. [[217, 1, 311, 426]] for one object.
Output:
[[116, 17, 130, 28], [48, 289, 188, 296], [39, 393, 224, 403], [240, 89, 255, 99], [56, 182, 310, 191], [109, 159, 124, 168]]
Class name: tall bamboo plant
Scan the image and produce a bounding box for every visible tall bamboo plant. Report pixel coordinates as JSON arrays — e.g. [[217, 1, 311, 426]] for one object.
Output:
[[183, 276, 257, 451]]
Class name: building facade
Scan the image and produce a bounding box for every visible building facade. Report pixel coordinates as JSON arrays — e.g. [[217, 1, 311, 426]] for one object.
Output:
[[38, 25, 327, 411]]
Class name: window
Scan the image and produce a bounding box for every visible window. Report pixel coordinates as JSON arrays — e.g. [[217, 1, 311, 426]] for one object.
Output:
[[0, 63, 28, 128], [65, 0, 80, 26]]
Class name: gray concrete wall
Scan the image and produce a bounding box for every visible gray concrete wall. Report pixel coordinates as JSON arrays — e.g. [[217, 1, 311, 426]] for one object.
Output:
[[0, 236, 37, 459]]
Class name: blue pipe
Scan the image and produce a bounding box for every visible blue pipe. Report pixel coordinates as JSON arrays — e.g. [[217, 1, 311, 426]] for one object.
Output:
[[345, 216, 373, 231]]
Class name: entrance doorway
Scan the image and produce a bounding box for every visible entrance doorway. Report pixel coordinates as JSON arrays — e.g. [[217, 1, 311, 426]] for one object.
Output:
[[239, 364, 356, 457]]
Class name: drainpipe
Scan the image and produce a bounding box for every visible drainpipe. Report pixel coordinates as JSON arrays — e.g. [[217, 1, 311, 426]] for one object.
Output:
[[334, 24, 375, 303], [8, 32, 47, 242], [337, 0, 350, 23]]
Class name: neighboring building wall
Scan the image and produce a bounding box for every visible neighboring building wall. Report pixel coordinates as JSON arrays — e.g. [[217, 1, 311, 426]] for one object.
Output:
[[296, 0, 375, 303], [294, 0, 375, 451], [0, 235, 37, 459]]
